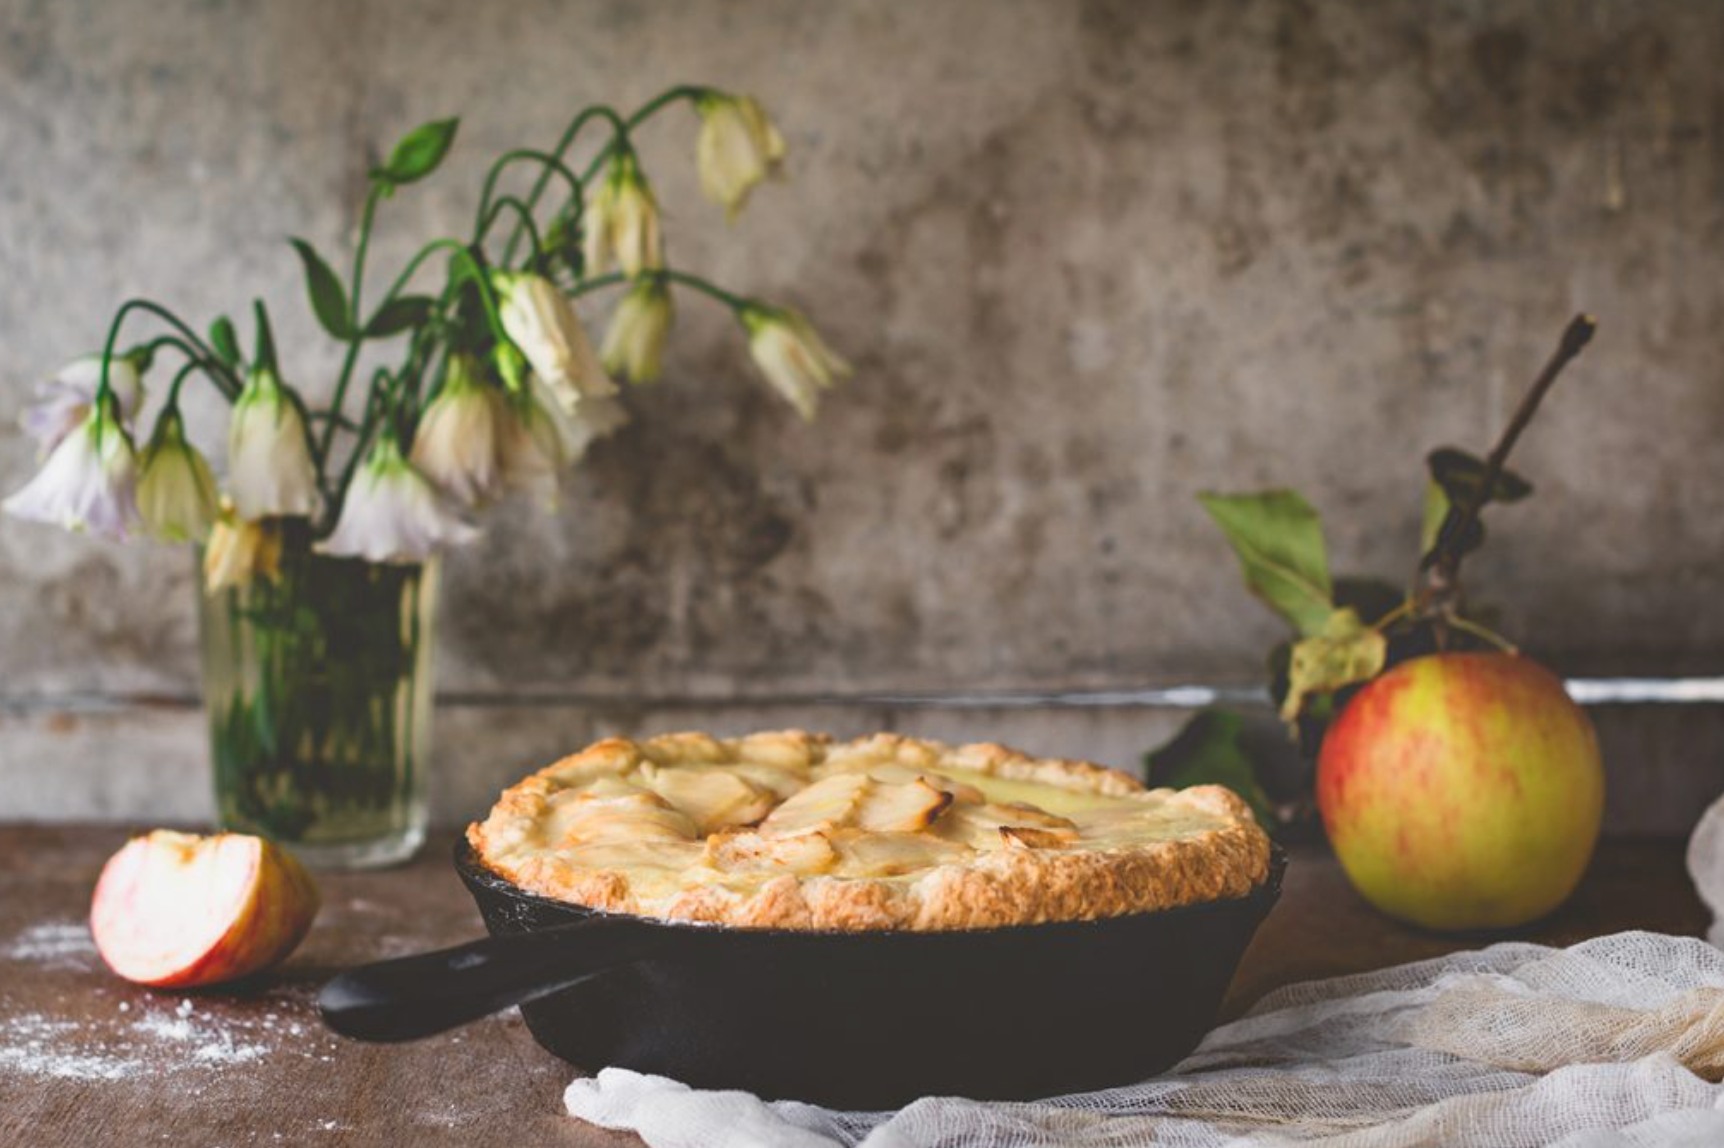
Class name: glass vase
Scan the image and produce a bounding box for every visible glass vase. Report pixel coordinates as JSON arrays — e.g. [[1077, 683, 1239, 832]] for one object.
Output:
[[197, 533, 438, 869]]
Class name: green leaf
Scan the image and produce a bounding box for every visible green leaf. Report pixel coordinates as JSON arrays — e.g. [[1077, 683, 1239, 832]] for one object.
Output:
[[1198, 489, 1334, 636], [375, 117, 459, 186], [1281, 607, 1387, 722], [209, 315, 242, 368], [1144, 710, 1276, 830], [365, 295, 435, 338], [290, 238, 353, 339]]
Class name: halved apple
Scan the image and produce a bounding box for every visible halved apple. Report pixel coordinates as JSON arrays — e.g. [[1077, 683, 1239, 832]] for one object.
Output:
[[90, 830, 320, 988]]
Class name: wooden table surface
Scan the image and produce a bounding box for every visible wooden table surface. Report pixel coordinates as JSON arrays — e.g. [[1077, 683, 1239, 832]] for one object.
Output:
[[1, 825, 1707, 1147]]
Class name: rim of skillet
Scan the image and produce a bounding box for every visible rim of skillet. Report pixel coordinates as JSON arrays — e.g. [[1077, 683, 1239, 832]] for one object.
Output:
[[453, 838, 1288, 942]]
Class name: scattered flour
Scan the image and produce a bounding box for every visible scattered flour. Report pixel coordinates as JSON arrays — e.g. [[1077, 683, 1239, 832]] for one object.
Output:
[[1, 921, 98, 968], [0, 1014, 134, 1081], [0, 994, 334, 1083]]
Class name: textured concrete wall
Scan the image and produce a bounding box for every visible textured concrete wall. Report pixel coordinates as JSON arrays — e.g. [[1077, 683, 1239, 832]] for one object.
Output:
[[1, 0, 1720, 823]]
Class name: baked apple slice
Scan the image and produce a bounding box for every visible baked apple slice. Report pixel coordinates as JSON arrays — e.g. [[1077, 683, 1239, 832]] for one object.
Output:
[[835, 831, 969, 877], [759, 773, 871, 836], [90, 830, 320, 988], [935, 802, 1079, 849], [640, 765, 776, 834], [554, 791, 700, 845], [705, 829, 840, 875], [854, 778, 953, 834]]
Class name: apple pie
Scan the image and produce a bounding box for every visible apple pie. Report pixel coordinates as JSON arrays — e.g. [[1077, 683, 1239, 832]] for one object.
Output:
[[468, 731, 1273, 932]]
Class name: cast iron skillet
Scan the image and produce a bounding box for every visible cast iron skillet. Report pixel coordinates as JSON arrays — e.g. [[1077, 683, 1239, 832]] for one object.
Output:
[[320, 841, 1285, 1109]]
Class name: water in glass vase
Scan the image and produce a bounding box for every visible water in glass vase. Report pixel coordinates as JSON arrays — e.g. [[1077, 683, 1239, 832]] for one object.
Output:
[[198, 530, 437, 869]]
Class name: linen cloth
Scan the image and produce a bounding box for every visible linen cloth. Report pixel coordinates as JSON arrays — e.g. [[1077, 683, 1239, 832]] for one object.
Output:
[[566, 931, 1724, 1147]]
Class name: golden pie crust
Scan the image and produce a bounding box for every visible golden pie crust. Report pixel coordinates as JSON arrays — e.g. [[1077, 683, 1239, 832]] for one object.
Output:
[[468, 730, 1273, 932]]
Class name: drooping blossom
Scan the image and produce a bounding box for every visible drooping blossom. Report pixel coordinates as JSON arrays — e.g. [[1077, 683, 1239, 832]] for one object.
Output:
[[695, 92, 786, 219], [742, 305, 851, 421], [21, 353, 145, 457], [3, 398, 139, 539], [136, 409, 219, 543], [227, 367, 321, 520], [315, 435, 479, 564], [600, 279, 674, 384], [583, 153, 663, 280], [204, 505, 283, 593], [494, 272, 617, 412], [410, 354, 505, 507], [496, 375, 630, 508]]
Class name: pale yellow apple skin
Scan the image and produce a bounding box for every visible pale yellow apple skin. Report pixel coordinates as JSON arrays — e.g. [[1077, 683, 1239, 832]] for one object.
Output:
[[1316, 652, 1604, 931]]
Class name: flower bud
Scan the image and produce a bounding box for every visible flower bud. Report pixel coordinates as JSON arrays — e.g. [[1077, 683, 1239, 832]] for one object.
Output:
[[583, 153, 663, 280], [741, 305, 850, 421], [696, 93, 786, 220], [601, 279, 675, 384], [227, 368, 322, 520], [137, 409, 219, 543]]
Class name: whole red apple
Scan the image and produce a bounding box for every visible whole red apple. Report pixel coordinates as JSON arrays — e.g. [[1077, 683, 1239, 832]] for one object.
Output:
[[1316, 652, 1604, 931], [91, 830, 321, 987]]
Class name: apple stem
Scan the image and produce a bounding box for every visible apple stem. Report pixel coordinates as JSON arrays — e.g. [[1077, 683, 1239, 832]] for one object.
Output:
[[1419, 314, 1596, 639], [1444, 613, 1520, 654]]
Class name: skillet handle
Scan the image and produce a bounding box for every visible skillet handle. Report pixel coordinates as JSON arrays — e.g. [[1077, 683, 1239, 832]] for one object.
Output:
[[318, 915, 673, 1042]]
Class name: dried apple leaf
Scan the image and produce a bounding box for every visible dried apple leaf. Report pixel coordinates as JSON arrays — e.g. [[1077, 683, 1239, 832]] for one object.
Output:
[[1281, 607, 1388, 723]]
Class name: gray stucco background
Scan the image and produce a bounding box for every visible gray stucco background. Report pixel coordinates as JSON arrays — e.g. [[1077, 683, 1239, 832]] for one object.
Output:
[[1, 0, 1719, 826]]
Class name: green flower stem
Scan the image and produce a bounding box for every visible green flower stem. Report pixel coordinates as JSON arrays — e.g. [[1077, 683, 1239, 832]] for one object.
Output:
[[658, 268, 750, 311], [475, 195, 545, 260], [97, 298, 241, 404], [140, 333, 233, 397], [163, 360, 203, 411], [577, 86, 707, 184], [140, 333, 203, 366], [473, 149, 584, 240], [316, 184, 388, 467], [351, 184, 384, 320], [399, 317, 452, 427], [426, 241, 507, 344], [502, 87, 704, 265], [575, 110, 635, 185], [627, 84, 709, 128], [565, 271, 626, 300], [499, 106, 619, 267], [568, 268, 745, 314], [369, 239, 503, 341], [332, 370, 396, 508], [321, 237, 504, 501], [318, 340, 367, 465]]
